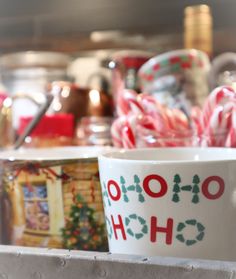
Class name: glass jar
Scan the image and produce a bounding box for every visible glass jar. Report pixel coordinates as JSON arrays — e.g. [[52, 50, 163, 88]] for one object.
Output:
[[209, 52, 236, 89], [109, 50, 153, 110], [0, 51, 71, 128], [76, 116, 113, 146], [135, 129, 200, 148]]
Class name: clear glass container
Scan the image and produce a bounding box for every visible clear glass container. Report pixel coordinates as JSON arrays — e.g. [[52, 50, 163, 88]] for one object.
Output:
[[109, 50, 153, 109], [76, 116, 113, 146], [0, 51, 72, 128]]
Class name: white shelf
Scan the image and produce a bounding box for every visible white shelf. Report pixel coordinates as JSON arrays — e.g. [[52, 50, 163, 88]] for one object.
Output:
[[0, 245, 235, 278]]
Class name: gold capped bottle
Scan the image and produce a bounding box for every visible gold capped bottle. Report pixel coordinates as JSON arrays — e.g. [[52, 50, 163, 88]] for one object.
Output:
[[184, 4, 213, 58]]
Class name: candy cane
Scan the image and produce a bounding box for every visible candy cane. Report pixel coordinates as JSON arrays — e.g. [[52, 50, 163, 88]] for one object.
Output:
[[135, 114, 159, 147], [121, 115, 137, 148], [111, 115, 137, 148], [225, 106, 236, 147], [138, 93, 158, 114], [206, 106, 230, 146], [113, 90, 194, 148], [172, 108, 190, 131], [117, 89, 145, 116], [111, 117, 124, 147], [202, 86, 236, 127], [138, 93, 172, 133], [191, 106, 204, 137]]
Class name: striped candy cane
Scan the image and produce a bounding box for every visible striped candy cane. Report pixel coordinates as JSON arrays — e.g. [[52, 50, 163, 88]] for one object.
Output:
[[225, 106, 236, 147], [202, 86, 236, 127]]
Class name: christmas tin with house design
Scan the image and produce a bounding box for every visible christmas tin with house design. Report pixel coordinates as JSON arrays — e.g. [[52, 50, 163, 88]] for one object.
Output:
[[0, 147, 110, 251]]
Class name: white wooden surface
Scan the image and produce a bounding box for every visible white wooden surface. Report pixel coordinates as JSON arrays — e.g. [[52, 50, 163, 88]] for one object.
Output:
[[0, 245, 235, 279]]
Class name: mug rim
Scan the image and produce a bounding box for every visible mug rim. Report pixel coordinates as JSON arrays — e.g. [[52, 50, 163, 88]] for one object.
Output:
[[0, 146, 115, 162], [99, 147, 236, 164], [138, 48, 210, 76]]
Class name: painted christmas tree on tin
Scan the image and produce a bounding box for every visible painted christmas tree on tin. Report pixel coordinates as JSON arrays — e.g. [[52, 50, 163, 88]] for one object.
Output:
[[61, 194, 108, 251]]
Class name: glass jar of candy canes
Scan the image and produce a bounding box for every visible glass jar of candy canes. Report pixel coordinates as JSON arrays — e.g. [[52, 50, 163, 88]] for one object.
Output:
[[111, 84, 236, 149], [136, 129, 200, 148], [191, 86, 236, 148], [111, 90, 201, 149]]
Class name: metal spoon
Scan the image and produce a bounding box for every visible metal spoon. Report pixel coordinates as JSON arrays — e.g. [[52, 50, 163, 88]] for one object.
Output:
[[13, 94, 54, 150]]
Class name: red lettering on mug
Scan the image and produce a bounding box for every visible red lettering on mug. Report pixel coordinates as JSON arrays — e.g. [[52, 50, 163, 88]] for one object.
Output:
[[111, 215, 127, 240], [107, 180, 121, 201], [202, 176, 225, 200], [150, 217, 173, 244], [143, 174, 168, 198]]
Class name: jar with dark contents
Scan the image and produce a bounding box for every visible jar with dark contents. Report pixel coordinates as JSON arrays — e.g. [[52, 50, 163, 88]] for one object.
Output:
[[18, 114, 74, 148]]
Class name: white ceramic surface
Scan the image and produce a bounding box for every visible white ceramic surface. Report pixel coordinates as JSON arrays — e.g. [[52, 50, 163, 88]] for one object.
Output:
[[138, 49, 210, 77], [0, 146, 115, 161], [98, 147, 236, 261]]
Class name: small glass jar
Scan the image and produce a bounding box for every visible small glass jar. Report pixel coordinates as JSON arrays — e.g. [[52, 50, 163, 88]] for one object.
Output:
[[110, 50, 153, 111], [135, 129, 200, 148], [0, 51, 71, 129], [136, 130, 236, 148], [76, 116, 113, 146], [18, 114, 74, 148]]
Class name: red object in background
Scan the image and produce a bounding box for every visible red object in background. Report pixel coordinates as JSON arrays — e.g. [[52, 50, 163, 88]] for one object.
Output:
[[0, 92, 8, 105], [18, 114, 74, 137], [110, 51, 153, 114], [121, 56, 150, 70]]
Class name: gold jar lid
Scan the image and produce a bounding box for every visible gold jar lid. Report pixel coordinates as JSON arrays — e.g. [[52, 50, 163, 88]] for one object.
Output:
[[184, 5, 212, 26], [184, 5, 211, 16], [184, 4, 213, 56]]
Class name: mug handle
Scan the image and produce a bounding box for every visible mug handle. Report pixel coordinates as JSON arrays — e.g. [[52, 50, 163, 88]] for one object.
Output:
[[209, 52, 236, 89]]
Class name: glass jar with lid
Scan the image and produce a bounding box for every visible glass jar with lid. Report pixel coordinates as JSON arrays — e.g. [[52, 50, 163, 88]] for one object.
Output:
[[0, 51, 72, 128]]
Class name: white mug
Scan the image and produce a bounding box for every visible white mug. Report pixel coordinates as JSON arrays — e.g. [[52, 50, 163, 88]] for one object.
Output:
[[98, 147, 236, 261]]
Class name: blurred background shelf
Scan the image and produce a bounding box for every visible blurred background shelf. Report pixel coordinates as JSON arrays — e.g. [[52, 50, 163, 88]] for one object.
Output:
[[0, 0, 235, 54]]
